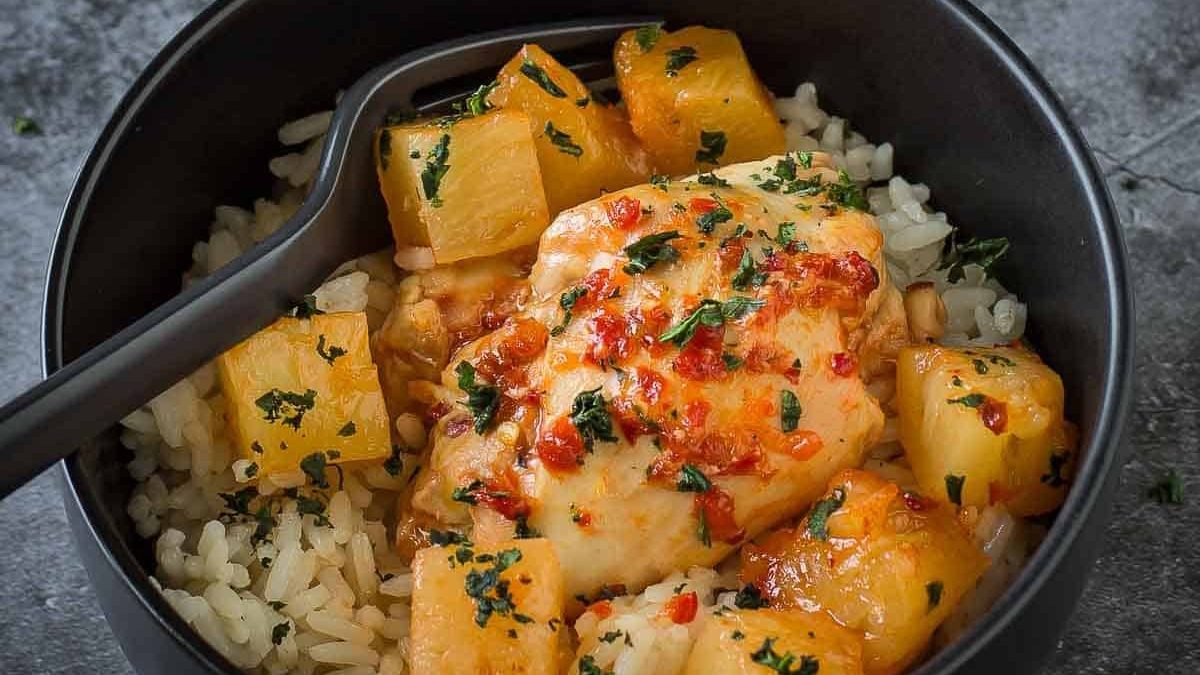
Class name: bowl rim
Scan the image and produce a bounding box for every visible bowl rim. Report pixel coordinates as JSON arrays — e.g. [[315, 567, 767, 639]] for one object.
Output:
[[45, 1, 1133, 673]]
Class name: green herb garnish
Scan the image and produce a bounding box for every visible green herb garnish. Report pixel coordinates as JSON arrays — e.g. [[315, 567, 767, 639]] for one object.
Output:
[[658, 297, 765, 348], [947, 393, 986, 408], [697, 171, 731, 187], [926, 581, 944, 612], [544, 121, 583, 157], [940, 235, 1011, 283], [551, 286, 588, 336], [751, 637, 819, 675], [421, 133, 451, 207], [665, 46, 698, 76], [722, 353, 744, 371], [695, 129, 727, 165], [623, 230, 682, 274], [780, 390, 802, 433], [271, 621, 290, 645], [824, 170, 868, 211], [291, 295, 324, 319], [464, 81, 497, 116], [300, 452, 330, 488], [569, 388, 618, 451], [316, 334, 347, 365], [519, 59, 567, 97], [255, 388, 317, 429], [731, 248, 767, 290], [807, 487, 846, 540], [696, 194, 733, 234], [677, 464, 712, 493], [579, 655, 615, 675], [635, 23, 663, 52], [734, 584, 768, 609], [336, 421, 356, 437], [945, 474, 966, 506], [455, 362, 500, 434], [650, 174, 670, 191]]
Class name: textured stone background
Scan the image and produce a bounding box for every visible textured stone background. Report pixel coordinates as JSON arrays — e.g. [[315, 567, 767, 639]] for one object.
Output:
[[0, 0, 1196, 673]]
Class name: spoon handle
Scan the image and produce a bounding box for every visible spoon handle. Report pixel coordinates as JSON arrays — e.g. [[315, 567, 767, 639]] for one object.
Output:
[[0, 222, 332, 499]]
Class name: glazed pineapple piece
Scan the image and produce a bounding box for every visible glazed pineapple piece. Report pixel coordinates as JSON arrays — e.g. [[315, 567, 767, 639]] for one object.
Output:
[[896, 344, 1076, 516], [741, 470, 989, 675], [683, 609, 865, 675], [217, 312, 391, 478], [489, 44, 651, 215], [614, 25, 786, 176], [374, 108, 550, 265], [409, 538, 565, 675]]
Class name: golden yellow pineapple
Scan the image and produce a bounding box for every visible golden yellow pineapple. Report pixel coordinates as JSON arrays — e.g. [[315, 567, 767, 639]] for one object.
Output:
[[374, 108, 550, 264], [410, 538, 564, 675], [217, 312, 390, 479], [614, 24, 786, 176], [488, 43, 651, 214], [741, 470, 989, 675], [684, 609, 865, 675], [896, 344, 1076, 516]]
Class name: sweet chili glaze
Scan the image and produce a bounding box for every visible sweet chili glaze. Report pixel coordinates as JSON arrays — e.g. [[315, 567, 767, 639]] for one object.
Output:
[[414, 153, 900, 599]]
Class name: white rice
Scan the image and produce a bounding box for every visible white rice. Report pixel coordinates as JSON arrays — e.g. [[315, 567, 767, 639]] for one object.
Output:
[[125, 79, 1032, 675]]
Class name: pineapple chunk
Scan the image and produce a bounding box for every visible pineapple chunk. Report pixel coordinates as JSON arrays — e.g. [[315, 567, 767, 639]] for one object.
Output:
[[614, 25, 786, 175], [489, 44, 651, 214], [896, 344, 1076, 516], [410, 538, 564, 675], [374, 109, 550, 264], [683, 609, 864, 675], [741, 470, 989, 675], [217, 313, 390, 478]]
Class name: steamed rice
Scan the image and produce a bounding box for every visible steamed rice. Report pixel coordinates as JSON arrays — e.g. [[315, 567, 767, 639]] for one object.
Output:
[[122, 80, 1031, 675]]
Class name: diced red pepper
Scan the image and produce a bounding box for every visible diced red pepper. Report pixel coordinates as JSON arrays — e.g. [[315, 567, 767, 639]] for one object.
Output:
[[663, 591, 699, 624], [606, 196, 642, 230], [535, 417, 586, 472], [830, 352, 857, 377], [979, 397, 1008, 435], [695, 486, 744, 545]]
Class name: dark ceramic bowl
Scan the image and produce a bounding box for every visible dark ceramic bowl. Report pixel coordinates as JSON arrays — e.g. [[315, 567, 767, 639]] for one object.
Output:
[[47, 1, 1132, 673]]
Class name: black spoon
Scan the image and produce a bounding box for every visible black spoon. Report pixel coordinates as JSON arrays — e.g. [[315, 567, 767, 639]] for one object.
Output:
[[0, 18, 653, 499]]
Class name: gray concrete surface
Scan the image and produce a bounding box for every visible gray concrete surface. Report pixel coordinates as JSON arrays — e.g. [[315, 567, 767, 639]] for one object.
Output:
[[0, 0, 1196, 672]]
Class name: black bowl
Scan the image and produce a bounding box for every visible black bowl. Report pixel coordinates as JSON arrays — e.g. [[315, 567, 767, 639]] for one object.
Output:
[[47, 1, 1133, 673]]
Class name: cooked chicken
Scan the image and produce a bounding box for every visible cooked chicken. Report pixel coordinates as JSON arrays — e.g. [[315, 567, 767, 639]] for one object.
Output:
[[412, 152, 904, 600]]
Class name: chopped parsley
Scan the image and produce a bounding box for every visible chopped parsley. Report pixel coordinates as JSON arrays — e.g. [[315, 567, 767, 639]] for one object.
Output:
[[1041, 452, 1070, 487], [515, 515, 541, 538], [732, 630, 746, 640], [579, 655, 615, 675], [1148, 470, 1184, 505], [780, 390, 802, 432], [519, 59, 567, 97], [776, 222, 797, 246], [383, 444, 404, 476], [635, 23, 663, 52], [807, 487, 846, 540], [926, 581, 944, 612], [947, 393, 986, 408], [695, 129, 727, 165], [452, 479, 484, 505], [751, 637, 819, 675], [464, 548, 524, 627], [11, 116, 40, 136], [575, 97, 590, 107], [455, 362, 501, 434], [569, 388, 618, 451], [251, 506, 275, 545], [300, 452, 330, 489], [697, 508, 712, 547], [544, 121, 583, 157], [291, 294, 324, 319], [255, 388, 317, 429], [623, 230, 682, 274], [696, 197, 733, 234], [940, 235, 1011, 283], [251, 441, 264, 454], [945, 474, 966, 506], [464, 81, 497, 116], [219, 487, 258, 516], [731, 249, 767, 290], [550, 285, 588, 336], [429, 529, 467, 546], [600, 629, 625, 643], [245, 462, 259, 478], [734, 584, 768, 609], [271, 621, 291, 645], [658, 297, 766, 348], [697, 171, 731, 187], [569, 502, 586, 523], [420, 133, 451, 207], [722, 353, 744, 370], [650, 174, 670, 191], [665, 46, 698, 76], [677, 464, 713, 492], [296, 495, 330, 526], [315, 334, 347, 365], [824, 170, 869, 211], [336, 420, 356, 437]]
